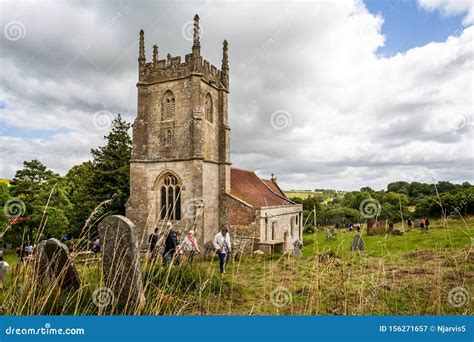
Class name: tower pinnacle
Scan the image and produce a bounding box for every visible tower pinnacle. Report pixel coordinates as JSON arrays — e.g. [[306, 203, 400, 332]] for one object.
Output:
[[221, 39, 229, 89], [138, 29, 145, 63]]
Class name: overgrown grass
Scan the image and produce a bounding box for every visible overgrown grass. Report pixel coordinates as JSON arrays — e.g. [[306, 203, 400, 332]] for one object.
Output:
[[0, 218, 472, 315]]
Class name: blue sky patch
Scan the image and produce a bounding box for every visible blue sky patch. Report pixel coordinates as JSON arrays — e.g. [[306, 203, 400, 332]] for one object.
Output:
[[365, 0, 466, 57]]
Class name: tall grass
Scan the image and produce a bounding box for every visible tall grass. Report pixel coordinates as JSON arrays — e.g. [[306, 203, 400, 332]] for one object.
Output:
[[0, 217, 472, 316]]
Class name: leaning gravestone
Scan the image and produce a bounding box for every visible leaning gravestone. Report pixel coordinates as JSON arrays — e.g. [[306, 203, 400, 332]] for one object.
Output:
[[35, 238, 81, 289], [98, 215, 144, 307], [350, 234, 365, 252]]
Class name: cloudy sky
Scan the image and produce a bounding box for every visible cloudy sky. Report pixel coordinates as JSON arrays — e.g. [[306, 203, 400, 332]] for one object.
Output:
[[0, 0, 472, 191]]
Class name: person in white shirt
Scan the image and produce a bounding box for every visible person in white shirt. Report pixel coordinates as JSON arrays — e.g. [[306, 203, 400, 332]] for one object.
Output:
[[213, 227, 231, 274], [180, 230, 200, 262]]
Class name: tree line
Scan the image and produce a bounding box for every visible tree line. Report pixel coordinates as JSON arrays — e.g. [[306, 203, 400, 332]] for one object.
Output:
[[292, 180, 474, 230]]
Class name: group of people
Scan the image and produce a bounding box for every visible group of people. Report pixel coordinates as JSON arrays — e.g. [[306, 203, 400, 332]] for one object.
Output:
[[407, 218, 430, 230], [347, 223, 362, 232], [148, 223, 232, 274], [15, 244, 35, 261], [147, 222, 201, 265]]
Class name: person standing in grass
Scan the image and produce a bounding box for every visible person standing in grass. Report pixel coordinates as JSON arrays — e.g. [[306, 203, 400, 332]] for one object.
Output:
[[163, 224, 178, 266], [425, 218, 430, 230], [419, 218, 425, 230], [181, 230, 200, 262], [148, 228, 160, 260], [213, 227, 232, 274]]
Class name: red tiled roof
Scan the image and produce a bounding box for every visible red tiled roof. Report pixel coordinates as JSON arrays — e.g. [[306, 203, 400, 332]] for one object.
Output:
[[262, 179, 285, 197], [230, 168, 292, 207]]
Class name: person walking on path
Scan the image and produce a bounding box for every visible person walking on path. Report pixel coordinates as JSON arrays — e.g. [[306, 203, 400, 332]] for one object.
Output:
[[213, 227, 232, 274]]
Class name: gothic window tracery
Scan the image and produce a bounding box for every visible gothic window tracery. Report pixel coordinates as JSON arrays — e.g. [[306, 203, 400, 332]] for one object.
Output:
[[158, 173, 181, 220]]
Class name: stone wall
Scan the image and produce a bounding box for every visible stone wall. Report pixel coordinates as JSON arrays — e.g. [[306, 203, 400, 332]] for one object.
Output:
[[257, 205, 303, 251]]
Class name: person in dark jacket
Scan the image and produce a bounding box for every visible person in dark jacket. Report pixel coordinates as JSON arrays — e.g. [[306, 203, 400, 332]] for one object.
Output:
[[425, 218, 430, 230], [163, 224, 178, 266], [148, 228, 159, 260]]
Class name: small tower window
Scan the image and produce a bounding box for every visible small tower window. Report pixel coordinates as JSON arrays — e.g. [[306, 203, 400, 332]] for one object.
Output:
[[165, 130, 172, 146], [205, 93, 213, 123], [162, 90, 175, 119]]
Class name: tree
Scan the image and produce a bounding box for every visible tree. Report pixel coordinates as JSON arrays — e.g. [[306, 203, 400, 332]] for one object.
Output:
[[89, 114, 132, 215], [319, 207, 361, 226], [387, 181, 410, 195], [64, 162, 97, 236], [9, 160, 71, 243], [0, 183, 11, 229]]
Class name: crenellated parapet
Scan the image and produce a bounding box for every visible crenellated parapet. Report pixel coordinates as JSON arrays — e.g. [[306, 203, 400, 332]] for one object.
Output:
[[137, 14, 229, 90]]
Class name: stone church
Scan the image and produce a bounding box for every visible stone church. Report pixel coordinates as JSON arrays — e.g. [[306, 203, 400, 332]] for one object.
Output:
[[126, 15, 303, 253]]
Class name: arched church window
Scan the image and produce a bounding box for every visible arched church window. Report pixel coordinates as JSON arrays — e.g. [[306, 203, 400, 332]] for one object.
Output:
[[165, 130, 172, 146], [158, 173, 181, 220], [205, 93, 213, 123], [162, 90, 175, 119]]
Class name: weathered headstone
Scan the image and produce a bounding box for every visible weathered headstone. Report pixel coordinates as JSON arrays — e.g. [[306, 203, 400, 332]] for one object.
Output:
[[350, 234, 365, 252], [391, 228, 405, 236], [35, 238, 81, 289], [293, 240, 303, 257], [98, 215, 144, 307], [326, 229, 334, 241]]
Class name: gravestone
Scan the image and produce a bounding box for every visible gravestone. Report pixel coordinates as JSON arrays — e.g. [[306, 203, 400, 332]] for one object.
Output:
[[98, 215, 144, 307], [326, 229, 334, 241], [35, 238, 81, 289], [293, 240, 303, 257], [350, 234, 365, 252], [391, 228, 404, 236]]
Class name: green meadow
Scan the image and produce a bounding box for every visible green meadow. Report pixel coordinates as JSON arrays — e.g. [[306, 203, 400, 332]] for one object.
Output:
[[1, 217, 472, 316]]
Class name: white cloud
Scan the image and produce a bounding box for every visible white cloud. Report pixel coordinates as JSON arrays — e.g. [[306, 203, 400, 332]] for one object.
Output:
[[0, 0, 472, 190], [418, 0, 474, 25]]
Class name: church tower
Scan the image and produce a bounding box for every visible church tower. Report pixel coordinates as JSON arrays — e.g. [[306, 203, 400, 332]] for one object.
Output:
[[126, 15, 231, 246]]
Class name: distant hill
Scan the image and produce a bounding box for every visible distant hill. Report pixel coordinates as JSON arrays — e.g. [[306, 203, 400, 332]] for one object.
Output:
[[285, 190, 346, 200], [0, 179, 10, 186]]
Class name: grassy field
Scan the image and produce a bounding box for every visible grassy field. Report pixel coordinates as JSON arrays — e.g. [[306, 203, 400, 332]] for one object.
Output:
[[284, 190, 323, 199], [0, 218, 472, 315]]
